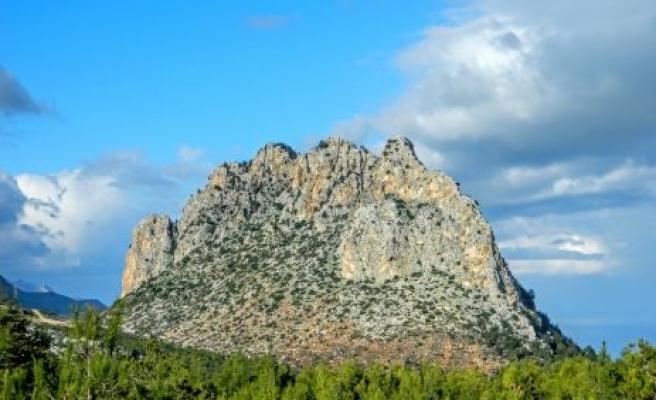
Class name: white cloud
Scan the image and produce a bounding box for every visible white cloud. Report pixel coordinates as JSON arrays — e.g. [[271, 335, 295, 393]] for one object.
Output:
[[17, 170, 127, 262], [336, 14, 555, 145], [335, 0, 656, 174], [536, 163, 656, 199], [499, 233, 607, 256], [498, 230, 612, 275], [510, 259, 608, 275], [5, 150, 211, 272], [332, 4, 656, 294], [488, 204, 656, 276]]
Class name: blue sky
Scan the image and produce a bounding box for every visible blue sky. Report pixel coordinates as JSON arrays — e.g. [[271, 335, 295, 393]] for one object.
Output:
[[1, 0, 655, 355]]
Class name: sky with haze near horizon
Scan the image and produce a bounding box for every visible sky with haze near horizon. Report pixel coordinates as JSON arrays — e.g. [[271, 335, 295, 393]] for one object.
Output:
[[1, 0, 656, 355]]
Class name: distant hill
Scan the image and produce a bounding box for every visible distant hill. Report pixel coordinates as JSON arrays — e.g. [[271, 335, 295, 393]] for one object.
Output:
[[11, 279, 55, 294], [0, 275, 106, 317]]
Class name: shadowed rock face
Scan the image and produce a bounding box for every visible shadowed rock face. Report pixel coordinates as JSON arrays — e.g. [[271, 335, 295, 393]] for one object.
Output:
[[120, 136, 560, 370]]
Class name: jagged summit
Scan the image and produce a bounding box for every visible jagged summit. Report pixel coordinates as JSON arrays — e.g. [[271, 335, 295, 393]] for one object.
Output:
[[253, 142, 298, 166], [120, 136, 573, 370], [314, 136, 354, 149], [381, 136, 423, 167], [11, 280, 54, 293]]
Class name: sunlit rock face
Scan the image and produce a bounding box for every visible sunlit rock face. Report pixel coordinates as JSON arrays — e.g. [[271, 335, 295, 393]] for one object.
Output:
[[121, 215, 175, 298]]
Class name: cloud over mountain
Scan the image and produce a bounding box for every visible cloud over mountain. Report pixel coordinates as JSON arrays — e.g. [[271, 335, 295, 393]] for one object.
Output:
[[335, 0, 656, 278], [1, 148, 210, 285], [339, 1, 656, 167]]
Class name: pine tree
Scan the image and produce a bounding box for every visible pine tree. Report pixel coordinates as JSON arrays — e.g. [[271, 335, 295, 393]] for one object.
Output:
[[31, 359, 52, 400], [616, 340, 656, 399], [1, 368, 27, 400], [0, 306, 50, 370]]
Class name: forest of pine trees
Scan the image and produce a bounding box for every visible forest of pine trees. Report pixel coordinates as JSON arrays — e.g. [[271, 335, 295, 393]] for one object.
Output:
[[0, 299, 655, 399]]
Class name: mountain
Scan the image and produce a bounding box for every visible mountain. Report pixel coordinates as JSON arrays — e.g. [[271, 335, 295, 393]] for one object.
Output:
[[0, 275, 13, 301], [120, 136, 577, 370], [11, 279, 54, 294], [0, 275, 106, 317]]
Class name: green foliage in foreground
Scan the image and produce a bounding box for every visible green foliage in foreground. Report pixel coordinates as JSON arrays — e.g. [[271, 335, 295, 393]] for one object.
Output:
[[1, 304, 655, 399]]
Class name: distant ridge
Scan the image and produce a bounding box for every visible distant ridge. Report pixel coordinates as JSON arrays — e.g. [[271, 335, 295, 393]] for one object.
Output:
[[11, 279, 54, 294], [0, 275, 106, 317]]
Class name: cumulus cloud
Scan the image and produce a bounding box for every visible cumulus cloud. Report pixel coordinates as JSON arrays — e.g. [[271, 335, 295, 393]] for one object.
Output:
[[3, 150, 211, 276], [17, 170, 128, 262], [333, 0, 656, 276], [337, 0, 656, 169]]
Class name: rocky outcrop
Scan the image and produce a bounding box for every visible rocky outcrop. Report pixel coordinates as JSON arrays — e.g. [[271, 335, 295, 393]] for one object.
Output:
[[340, 199, 455, 281], [119, 136, 573, 369], [121, 215, 176, 297]]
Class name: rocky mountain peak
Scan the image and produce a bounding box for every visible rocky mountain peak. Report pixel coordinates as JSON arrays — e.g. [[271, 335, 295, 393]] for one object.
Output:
[[315, 136, 350, 148], [120, 136, 569, 370], [381, 135, 423, 167], [252, 142, 298, 172]]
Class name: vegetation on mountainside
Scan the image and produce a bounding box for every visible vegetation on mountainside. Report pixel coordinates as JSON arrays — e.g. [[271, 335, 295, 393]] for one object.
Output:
[[1, 301, 655, 399]]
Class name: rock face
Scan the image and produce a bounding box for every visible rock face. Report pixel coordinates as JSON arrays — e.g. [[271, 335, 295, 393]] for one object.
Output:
[[120, 136, 574, 370], [121, 215, 176, 297]]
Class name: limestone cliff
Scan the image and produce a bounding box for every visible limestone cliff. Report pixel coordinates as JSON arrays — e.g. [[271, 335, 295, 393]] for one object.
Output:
[[120, 136, 576, 369], [121, 215, 175, 297]]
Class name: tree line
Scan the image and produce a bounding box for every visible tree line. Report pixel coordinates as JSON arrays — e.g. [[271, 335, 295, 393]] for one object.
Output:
[[0, 299, 654, 399]]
